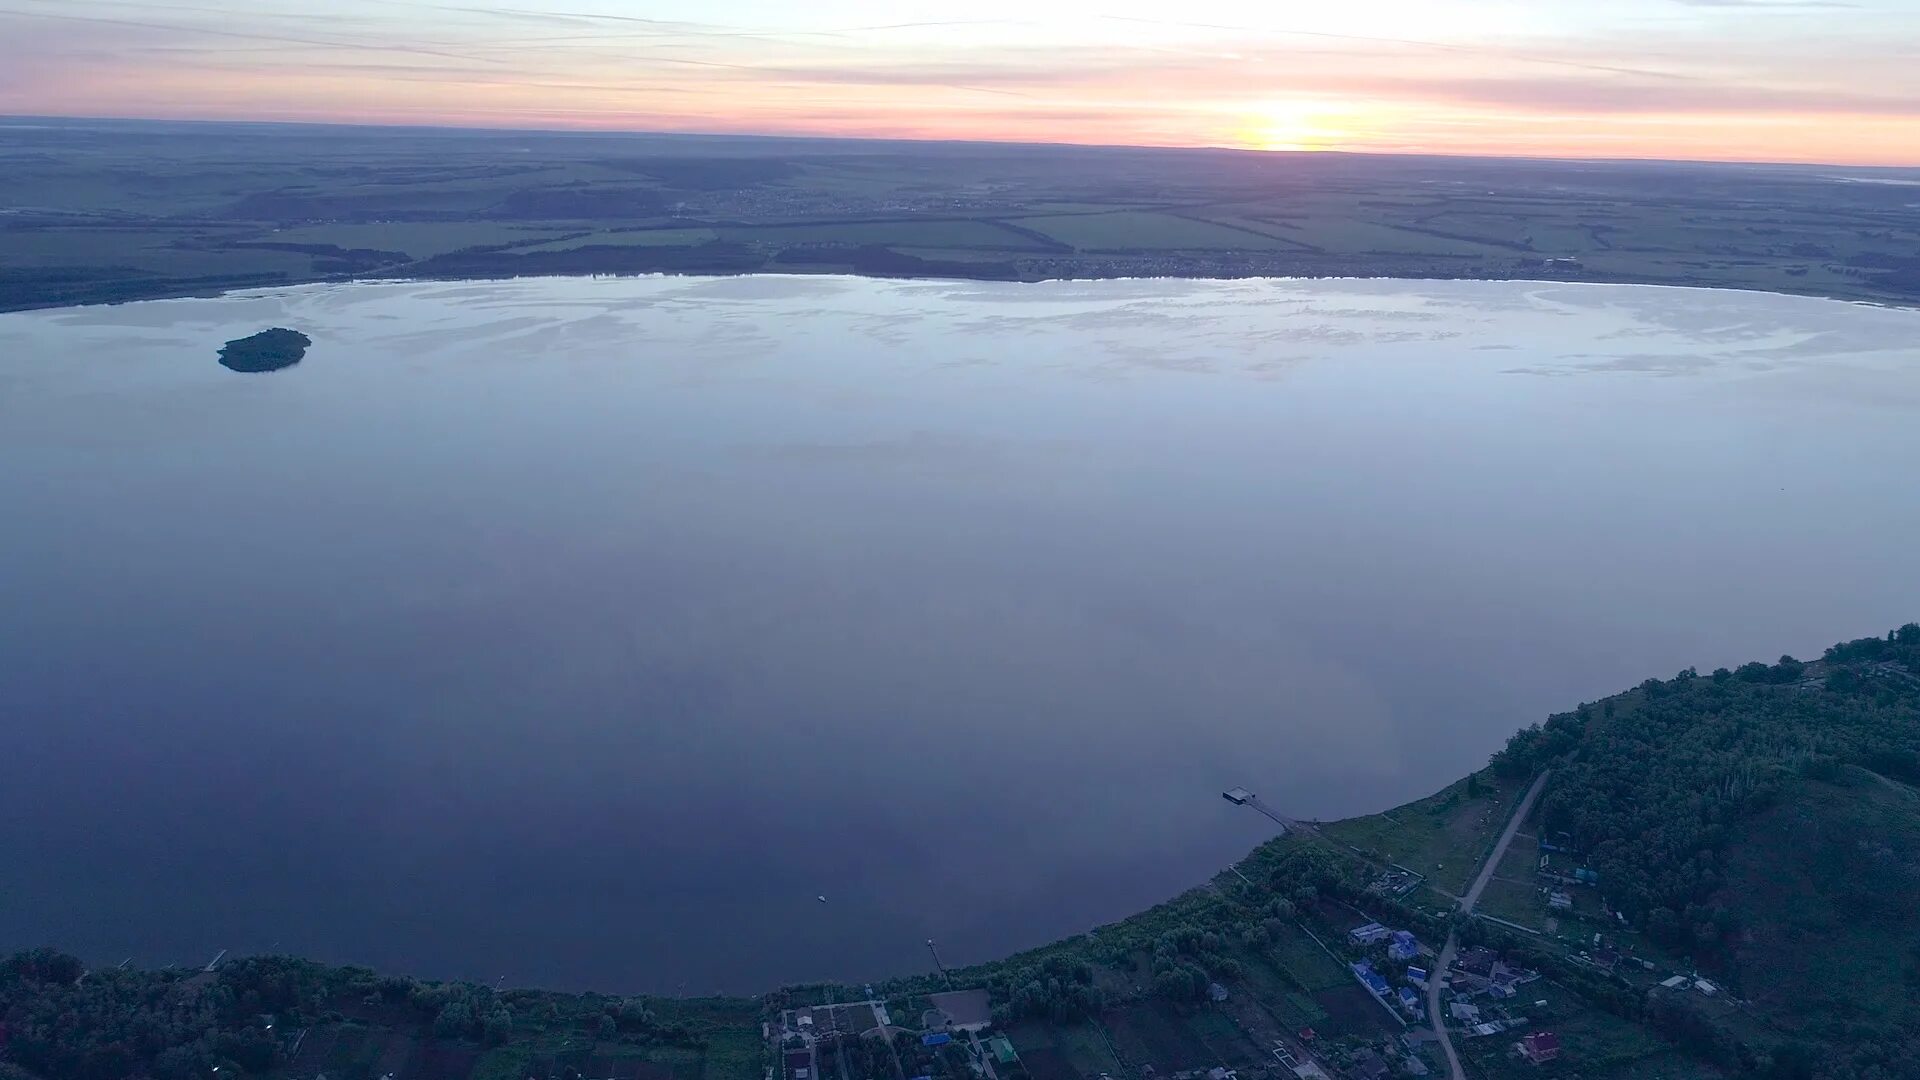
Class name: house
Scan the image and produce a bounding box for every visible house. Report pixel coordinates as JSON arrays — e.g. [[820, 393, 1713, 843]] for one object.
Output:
[[1406, 966, 1428, 988], [1351, 1051, 1390, 1080], [1659, 975, 1690, 989], [1350, 923, 1392, 946], [1455, 947, 1497, 976], [1487, 962, 1527, 998], [1402, 1055, 1430, 1076], [1352, 962, 1392, 996], [1548, 891, 1573, 911], [1208, 983, 1231, 1003], [1388, 931, 1421, 962], [1694, 979, 1718, 996], [1449, 1002, 1481, 1023], [1592, 949, 1622, 973], [1519, 1032, 1562, 1064], [1397, 987, 1423, 1018]]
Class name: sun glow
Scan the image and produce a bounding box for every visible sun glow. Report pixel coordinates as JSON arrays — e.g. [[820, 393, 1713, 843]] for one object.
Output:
[[1239, 99, 1360, 151]]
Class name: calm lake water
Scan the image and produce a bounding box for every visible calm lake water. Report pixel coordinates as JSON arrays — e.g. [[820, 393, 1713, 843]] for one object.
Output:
[[3, 274, 1917, 993]]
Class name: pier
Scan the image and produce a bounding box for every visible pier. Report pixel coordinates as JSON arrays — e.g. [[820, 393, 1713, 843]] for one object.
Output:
[[1222, 788, 1314, 834]]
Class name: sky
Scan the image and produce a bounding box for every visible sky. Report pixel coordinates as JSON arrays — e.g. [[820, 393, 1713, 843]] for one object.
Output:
[[2, 0, 1919, 165]]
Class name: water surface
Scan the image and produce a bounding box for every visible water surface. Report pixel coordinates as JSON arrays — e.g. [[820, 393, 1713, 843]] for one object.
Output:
[[2, 274, 1916, 992]]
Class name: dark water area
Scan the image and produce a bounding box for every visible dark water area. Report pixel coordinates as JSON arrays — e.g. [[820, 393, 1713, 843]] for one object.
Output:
[[1, 274, 1916, 993]]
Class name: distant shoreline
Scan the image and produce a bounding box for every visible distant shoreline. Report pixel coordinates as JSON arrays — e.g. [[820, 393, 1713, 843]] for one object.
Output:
[[5, 264, 1916, 316]]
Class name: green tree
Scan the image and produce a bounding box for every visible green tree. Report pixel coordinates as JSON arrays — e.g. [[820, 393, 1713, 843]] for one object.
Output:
[[435, 1001, 475, 1039]]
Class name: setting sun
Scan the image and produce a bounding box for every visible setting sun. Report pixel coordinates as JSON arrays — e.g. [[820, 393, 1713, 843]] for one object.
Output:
[[1239, 99, 1361, 152]]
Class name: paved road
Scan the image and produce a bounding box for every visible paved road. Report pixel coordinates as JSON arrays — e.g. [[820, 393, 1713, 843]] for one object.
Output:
[[1426, 771, 1551, 1080]]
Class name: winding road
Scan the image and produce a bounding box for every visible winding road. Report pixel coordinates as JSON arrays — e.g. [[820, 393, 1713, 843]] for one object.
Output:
[[1426, 770, 1551, 1080]]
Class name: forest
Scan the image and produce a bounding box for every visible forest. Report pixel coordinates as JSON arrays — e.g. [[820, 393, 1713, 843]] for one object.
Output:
[[1487, 624, 1920, 1079], [1490, 625, 1920, 955]]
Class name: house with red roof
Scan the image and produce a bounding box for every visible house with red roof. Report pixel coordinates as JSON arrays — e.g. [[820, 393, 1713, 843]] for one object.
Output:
[[1519, 1032, 1562, 1065]]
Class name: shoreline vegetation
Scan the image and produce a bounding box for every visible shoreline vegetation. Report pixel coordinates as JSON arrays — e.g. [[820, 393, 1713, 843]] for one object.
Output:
[[16, 263, 1917, 319], [6, 625, 1917, 1080], [6, 120, 1920, 315]]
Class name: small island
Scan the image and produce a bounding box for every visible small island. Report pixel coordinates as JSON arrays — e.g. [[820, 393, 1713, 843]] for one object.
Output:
[[217, 327, 311, 373]]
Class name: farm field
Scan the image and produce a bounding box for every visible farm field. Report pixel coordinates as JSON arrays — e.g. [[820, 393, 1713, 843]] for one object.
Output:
[[268, 222, 580, 258], [1009, 211, 1305, 251], [718, 220, 1047, 249], [513, 227, 720, 252], [7, 118, 1920, 311]]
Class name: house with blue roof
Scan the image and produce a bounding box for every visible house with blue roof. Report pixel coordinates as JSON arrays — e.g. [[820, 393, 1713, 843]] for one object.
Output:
[[1351, 962, 1391, 996]]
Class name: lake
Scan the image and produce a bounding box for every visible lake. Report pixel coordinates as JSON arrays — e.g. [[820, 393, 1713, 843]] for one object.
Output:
[[2, 274, 1916, 993]]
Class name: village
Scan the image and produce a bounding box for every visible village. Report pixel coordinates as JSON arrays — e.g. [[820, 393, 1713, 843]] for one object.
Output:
[[766, 772, 1737, 1080], [763, 910, 1592, 1080]]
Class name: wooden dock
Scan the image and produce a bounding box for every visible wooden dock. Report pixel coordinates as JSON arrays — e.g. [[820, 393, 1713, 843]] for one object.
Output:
[[1222, 788, 1313, 834]]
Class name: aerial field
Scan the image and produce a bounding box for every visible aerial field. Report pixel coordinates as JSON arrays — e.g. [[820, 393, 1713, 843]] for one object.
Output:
[[1010, 210, 1306, 250], [718, 219, 1048, 249], [267, 222, 580, 258], [1320, 774, 1516, 895], [513, 227, 720, 253], [5, 120, 1919, 310]]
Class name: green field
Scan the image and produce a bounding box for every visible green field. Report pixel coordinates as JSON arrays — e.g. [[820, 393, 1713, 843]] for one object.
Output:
[[1004, 1020, 1129, 1080], [513, 227, 719, 252], [1321, 773, 1517, 895], [6, 120, 1920, 310], [1266, 924, 1353, 993], [1256, 217, 1512, 256], [718, 220, 1046, 249], [269, 222, 579, 257], [0, 227, 313, 275], [1010, 210, 1304, 250]]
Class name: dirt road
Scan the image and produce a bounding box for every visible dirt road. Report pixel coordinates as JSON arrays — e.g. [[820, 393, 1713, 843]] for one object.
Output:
[[1426, 770, 1551, 1080]]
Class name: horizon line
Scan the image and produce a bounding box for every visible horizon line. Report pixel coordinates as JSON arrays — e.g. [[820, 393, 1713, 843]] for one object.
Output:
[[8, 111, 1917, 174]]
